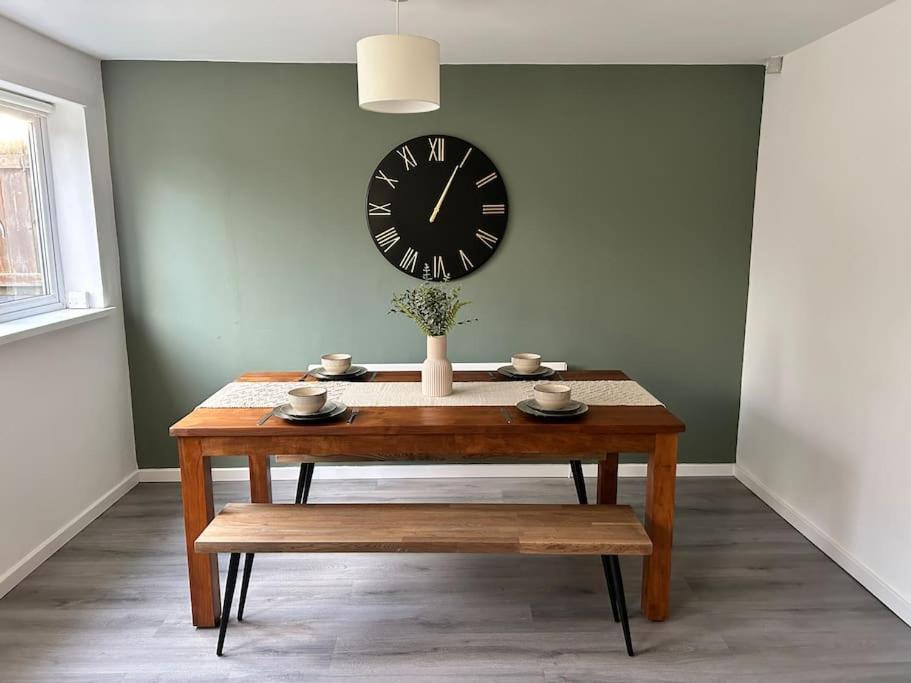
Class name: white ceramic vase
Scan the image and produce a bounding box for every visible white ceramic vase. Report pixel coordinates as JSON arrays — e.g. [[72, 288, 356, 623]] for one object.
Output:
[[422, 335, 453, 397]]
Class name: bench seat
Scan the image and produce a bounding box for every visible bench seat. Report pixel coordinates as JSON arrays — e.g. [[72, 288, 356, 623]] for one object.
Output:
[[195, 503, 652, 556]]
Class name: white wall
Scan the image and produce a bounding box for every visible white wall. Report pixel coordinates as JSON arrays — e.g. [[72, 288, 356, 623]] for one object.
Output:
[[737, 0, 911, 625], [0, 17, 136, 595]]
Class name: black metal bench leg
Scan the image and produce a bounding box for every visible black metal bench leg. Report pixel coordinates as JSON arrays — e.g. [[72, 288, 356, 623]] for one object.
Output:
[[217, 553, 241, 656], [570, 460, 588, 504], [608, 555, 635, 657], [601, 555, 621, 623], [237, 553, 255, 622], [302, 462, 315, 504], [294, 463, 310, 504]]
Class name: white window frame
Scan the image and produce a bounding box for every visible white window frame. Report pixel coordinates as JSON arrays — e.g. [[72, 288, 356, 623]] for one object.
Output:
[[0, 89, 64, 323]]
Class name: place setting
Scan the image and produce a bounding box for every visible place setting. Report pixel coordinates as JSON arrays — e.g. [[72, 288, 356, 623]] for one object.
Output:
[[516, 382, 589, 419], [304, 353, 372, 381], [496, 353, 556, 380], [262, 386, 351, 425]]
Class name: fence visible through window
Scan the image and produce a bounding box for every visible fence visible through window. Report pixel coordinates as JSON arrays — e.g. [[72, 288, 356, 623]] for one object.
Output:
[[0, 110, 48, 304], [0, 91, 62, 322]]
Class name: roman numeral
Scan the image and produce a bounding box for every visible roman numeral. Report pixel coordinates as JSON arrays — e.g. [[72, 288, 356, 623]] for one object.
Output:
[[433, 255, 449, 279], [476, 229, 499, 249], [399, 247, 419, 273], [482, 204, 505, 215], [374, 227, 400, 252], [374, 169, 399, 189], [396, 145, 417, 170], [459, 147, 473, 168], [428, 137, 445, 162], [476, 172, 498, 188], [368, 202, 391, 216], [459, 249, 474, 271]]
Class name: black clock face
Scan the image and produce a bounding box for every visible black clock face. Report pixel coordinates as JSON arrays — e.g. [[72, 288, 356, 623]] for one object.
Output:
[[366, 134, 508, 281]]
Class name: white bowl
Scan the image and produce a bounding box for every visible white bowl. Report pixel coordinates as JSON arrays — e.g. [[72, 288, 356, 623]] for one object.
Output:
[[288, 386, 328, 414], [533, 383, 572, 410], [511, 353, 542, 374], [321, 353, 352, 375]]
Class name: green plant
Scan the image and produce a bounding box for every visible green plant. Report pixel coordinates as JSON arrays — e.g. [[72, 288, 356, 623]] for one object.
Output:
[[388, 265, 477, 337]]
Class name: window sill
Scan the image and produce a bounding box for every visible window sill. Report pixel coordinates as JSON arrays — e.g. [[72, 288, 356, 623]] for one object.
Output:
[[0, 307, 116, 346]]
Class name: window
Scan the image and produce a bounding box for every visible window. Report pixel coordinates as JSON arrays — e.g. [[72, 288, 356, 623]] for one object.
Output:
[[0, 90, 62, 323]]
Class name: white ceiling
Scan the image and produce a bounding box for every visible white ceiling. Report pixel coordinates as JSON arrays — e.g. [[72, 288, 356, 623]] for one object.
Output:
[[0, 0, 894, 64]]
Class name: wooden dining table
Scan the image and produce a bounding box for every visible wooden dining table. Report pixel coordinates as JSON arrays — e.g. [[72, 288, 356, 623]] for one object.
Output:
[[170, 369, 685, 628]]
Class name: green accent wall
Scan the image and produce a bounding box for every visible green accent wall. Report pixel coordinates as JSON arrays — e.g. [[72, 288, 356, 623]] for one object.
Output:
[[102, 62, 764, 469]]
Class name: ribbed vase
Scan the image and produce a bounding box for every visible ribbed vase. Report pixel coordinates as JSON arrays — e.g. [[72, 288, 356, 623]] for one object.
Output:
[[422, 335, 453, 397]]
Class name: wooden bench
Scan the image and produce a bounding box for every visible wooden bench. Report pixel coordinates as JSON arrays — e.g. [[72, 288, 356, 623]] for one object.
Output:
[[196, 503, 651, 657]]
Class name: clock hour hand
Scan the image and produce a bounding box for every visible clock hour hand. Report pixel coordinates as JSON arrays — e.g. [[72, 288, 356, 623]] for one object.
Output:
[[429, 165, 460, 223]]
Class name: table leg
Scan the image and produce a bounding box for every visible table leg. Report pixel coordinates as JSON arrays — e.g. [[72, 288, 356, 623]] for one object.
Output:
[[178, 437, 220, 628], [597, 453, 619, 504], [248, 453, 273, 503], [641, 433, 677, 621]]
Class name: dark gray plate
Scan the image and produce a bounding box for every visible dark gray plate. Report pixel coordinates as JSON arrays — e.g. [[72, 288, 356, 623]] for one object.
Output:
[[529, 399, 585, 414], [275, 401, 348, 423], [516, 399, 588, 419], [306, 366, 369, 381], [497, 365, 555, 380]]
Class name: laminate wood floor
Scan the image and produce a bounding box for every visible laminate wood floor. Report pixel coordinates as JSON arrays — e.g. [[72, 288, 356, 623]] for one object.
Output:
[[0, 477, 908, 682]]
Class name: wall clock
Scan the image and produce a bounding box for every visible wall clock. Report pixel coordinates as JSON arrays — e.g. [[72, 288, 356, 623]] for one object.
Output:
[[366, 134, 508, 281]]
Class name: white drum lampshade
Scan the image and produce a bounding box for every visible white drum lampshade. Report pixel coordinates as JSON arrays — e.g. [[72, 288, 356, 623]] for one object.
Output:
[[357, 34, 440, 113]]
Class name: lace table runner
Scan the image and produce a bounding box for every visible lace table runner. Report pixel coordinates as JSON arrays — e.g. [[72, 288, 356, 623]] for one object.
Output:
[[198, 380, 662, 408]]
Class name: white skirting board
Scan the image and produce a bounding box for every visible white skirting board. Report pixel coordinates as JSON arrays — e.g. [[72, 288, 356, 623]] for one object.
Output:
[[137, 462, 734, 482], [0, 470, 139, 601], [735, 464, 911, 627]]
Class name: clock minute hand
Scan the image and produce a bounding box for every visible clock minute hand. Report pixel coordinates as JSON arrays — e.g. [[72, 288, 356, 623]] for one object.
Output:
[[429, 165, 460, 223]]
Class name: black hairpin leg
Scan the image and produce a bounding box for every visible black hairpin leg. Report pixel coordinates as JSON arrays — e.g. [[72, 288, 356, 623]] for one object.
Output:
[[294, 462, 315, 504], [601, 555, 621, 623], [237, 553, 255, 621], [294, 462, 313, 505], [607, 555, 635, 657], [217, 553, 241, 656], [570, 460, 588, 504], [303, 462, 315, 504]]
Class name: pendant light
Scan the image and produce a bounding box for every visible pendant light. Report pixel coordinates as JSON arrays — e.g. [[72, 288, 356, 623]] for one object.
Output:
[[356, 0, 440, 113]]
